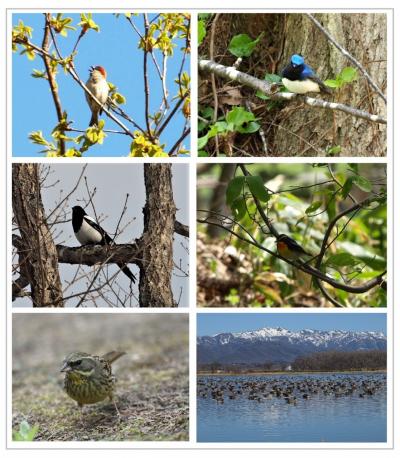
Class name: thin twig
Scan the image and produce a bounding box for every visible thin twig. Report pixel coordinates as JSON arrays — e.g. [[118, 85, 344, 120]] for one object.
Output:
[[42, 14, 65, 155], [306, 13, 387, 104], [143, 14, 152, 139], [168, 127, 190, 156]]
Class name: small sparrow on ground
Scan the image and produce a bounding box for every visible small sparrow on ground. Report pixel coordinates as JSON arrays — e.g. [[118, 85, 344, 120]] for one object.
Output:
[[61, 351, 126, 416]]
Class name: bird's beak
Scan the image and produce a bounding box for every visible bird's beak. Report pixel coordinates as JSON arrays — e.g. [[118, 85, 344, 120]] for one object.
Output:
[[60, 362, 71, 373], [89, 65, 94, 72]]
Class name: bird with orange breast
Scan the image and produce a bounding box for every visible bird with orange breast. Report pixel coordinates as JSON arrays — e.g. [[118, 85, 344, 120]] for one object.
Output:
[[276, 234, 313, 262]]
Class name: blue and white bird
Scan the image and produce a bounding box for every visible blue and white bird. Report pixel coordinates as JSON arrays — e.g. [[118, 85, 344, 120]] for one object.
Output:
[[72, 205, 137, 283], [281, 54, 332, 95]]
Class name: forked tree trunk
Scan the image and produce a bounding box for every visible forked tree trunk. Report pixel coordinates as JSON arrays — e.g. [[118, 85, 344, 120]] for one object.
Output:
[[139, 164, 176, 307], [12, 164, 63, 307]]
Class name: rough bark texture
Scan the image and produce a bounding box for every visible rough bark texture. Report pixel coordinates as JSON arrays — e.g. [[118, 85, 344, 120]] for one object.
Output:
[[139, 164, 176, 307], [12, 164, 63, 307], [206, 164, 236, 238], [274, 13, 387, 156]]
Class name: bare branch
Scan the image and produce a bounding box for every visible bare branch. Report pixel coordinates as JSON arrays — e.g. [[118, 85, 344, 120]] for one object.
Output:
[[199, 59, 386, 124]]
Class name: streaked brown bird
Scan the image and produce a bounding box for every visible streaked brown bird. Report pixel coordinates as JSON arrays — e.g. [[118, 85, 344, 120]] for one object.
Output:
[[61, 351, 125, 416]]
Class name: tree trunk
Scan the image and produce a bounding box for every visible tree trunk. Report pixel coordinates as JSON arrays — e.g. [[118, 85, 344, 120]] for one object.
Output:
[[12, 164, 63, 306], [139, 164, 176, 307], [274, 13, 386, 156], [206, 164, 236, 238]]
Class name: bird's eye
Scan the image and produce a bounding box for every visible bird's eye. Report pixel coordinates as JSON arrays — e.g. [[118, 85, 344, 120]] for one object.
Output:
[[70, 360, 82, 367]]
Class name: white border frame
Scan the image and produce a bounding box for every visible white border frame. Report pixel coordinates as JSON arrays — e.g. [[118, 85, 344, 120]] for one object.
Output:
[[3, 2, 395, 453]]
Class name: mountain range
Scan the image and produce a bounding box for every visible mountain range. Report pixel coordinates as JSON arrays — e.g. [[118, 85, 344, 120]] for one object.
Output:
[[197, 327, 387, 364]]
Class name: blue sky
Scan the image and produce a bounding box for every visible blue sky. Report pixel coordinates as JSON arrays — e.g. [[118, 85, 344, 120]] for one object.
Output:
[[12, 13, 190, 157], [197, 313, 387, 336]]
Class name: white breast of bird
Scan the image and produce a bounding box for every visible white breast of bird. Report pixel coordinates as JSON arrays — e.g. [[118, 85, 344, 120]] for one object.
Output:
[[76, 217, 103, 245], [282, 78, 320, 94]]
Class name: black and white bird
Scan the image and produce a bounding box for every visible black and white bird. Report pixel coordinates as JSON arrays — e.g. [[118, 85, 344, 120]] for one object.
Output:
[[72, 205, 137, 283]]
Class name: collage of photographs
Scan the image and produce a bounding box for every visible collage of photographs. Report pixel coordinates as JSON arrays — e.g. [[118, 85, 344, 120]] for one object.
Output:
[[6, 7, 393, 453]]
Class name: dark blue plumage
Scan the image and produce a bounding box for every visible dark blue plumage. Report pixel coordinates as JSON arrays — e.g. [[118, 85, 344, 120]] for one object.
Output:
[[281, 54, 331, 95]]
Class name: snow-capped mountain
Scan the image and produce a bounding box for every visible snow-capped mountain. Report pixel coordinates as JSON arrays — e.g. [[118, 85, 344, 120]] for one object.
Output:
[[197, 327, 387, 364]]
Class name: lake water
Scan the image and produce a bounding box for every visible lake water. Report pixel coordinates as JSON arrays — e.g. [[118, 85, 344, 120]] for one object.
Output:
[[197, 372, 387, 443]]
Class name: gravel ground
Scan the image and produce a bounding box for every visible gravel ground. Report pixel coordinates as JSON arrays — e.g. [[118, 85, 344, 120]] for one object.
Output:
[[12, 313, 189, 441]]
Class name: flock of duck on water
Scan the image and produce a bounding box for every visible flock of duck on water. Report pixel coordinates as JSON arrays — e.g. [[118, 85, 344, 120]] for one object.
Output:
[[197, 375, 386, 406]]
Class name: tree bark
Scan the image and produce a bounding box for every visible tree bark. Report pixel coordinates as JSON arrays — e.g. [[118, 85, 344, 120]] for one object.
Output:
[[139, 164, 177, 307], [12, 164, 64, 306], [206, 164, 236, 238]]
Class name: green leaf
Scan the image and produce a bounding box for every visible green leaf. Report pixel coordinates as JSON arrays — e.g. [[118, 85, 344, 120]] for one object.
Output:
[[113, 92, 126, 105], [325, 253, 359, 267], [228, 32, 264, 58], [212, 121, 229, 133], [225, 106, 256, 127], [348, 163, 359, 173], [226, 288, 240, 305], [340, 67, 358, 83], [264, 73, 282, 84], [324, 79, 340, 88], [13, 421, 39, 441], [236, 121, 260, 134], [198, 20, 206, 45], [197, 133, 209, 150], [326, 145, 341, 156], [246, 176, 269, 202], [231, 197, 247, 220], [352, 174, 372, 192], [355, 255, 386, 271], [305, 201, 322, 214], [200, 106, 214, 119], [31, 69, 46, 79], [341, 177, 354, 198], [226, 176, 245, 205], [198, 150, 208, 157]]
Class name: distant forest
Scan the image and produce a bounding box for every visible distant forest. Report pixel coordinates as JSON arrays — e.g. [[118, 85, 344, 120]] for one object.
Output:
[[197, 350, 387, 373], [292, 350, 386, 371]]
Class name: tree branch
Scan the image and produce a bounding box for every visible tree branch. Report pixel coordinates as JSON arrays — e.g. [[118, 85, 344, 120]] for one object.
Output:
[[174, 220, 189, 238], [198, 59, 386, 124], [41, 14, 65, 155], [306, 13, 387, 104], [13, 36, 137, 138], [168, 127, 190, 156], [198, 211, 386, 295], [55, 242, 141, 266]]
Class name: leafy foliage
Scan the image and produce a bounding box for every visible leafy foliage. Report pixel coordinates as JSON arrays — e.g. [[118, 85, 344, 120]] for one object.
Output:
[[13, 421, 39, 441], [325, 67, 358, 89], [228, 32, 264, 58], [198, 107, 260, 156], [12, 13, 190, 157], [198, 164, 387, 307]]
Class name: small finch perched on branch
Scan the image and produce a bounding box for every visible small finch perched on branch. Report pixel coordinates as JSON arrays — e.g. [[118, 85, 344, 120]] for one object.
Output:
[[85, 65, 109, 126]]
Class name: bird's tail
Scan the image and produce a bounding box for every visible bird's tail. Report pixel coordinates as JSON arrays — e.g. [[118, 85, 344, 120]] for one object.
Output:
[[118, 263, 137, 283], [321, 84, 332, 95], [102, 351, 126, 365], [89, 112, 98, 126]]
